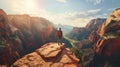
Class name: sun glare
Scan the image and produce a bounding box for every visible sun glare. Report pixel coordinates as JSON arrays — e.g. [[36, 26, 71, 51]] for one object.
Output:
[[26, 0, 35, 9]]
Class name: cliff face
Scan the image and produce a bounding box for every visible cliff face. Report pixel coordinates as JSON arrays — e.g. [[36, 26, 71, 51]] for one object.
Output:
[[0, 9, 57, 66], [89, 30, 100, 43], [86, 18, 105, 31], [95, 8, 120, 56], [90, 8, 120, 66], [97, 8, 120, 37], [12, 43, 81, 67], [0, 9, 72, 66], [8, 15, 34, 53], [7, 15, 57, 53], [0, 9, 21, 66], [30, 17, 56, 44], [88, 18, 106, 43], [8, 14, 31, 30]]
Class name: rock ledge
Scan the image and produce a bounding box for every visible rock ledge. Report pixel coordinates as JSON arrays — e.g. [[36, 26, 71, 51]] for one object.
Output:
[[12, 43, 81, 67]]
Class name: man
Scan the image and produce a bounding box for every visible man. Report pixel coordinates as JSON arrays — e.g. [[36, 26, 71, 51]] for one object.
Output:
[[57, 28, 63, 45]]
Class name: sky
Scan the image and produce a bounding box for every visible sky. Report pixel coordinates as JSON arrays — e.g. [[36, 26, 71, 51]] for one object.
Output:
[[0, 0, 120, 27]]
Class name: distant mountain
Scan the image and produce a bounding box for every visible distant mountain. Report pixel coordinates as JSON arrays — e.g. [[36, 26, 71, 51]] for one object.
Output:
[[54, 24, 73, 35], [86, 18, 106, 32], [67, 18, 106, 40]]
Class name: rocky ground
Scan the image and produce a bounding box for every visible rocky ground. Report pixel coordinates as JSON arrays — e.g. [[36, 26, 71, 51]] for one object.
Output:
[[12, 43, 81, 67]]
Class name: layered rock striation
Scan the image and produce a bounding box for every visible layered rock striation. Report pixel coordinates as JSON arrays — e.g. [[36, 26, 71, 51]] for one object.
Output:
[[90, 8, 120, 67]]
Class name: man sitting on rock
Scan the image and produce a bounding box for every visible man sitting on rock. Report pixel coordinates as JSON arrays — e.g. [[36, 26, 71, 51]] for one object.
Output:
[[57, 28, 63, 45]]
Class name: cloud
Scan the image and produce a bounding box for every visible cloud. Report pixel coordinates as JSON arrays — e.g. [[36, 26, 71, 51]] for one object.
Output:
[[48, 11, 94, 27], [9, 0, 49, 17], [87, 0, 104, 5], [62, 9, 102, 19], [48, 8, 103, 27], [87, 9, 101, 14], [9, 0, 103, 27], [3, 0, 104, 27], [79, 12, 88, 16], [56, 0, 68, 3], [69, 18, 91, 27]]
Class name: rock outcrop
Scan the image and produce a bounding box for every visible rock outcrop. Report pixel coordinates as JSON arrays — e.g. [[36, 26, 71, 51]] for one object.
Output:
[[90, 8, 120, 66], [12, 43, 81, 67], [95, 8, 120, 56], [97, 8, 120, 37]]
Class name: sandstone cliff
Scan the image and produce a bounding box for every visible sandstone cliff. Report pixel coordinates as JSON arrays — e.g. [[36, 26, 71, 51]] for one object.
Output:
[[0, 9, 57, 66], [95, 8, 120, 56], [0, 9, 21, 66], [12, 43, 81, 67], [90, 8, 120, 67], [88, 18, 106, 43], [8, 15, 56, 51], [0, 9, 72, 66]]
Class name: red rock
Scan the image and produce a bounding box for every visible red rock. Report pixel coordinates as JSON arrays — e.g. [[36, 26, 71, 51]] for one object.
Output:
[[60, 48, 80, 64], [12, 43, 81, 67], [51, 63, 64, 67], [89, 31, 100, 43], [97, 8, 120, 37], [0, 9, 20, 66], [97, 38, 120, 56], [36, 43, 65, 58], [94, 8, 120, 63], [8, 14, 31, 30]]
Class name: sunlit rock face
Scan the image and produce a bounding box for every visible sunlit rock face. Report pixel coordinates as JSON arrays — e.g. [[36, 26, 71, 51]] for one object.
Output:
[[8, 14, 57, 52], [95, 8, 120, 55], [91, 8, 120, 66], [97, 8, 120, 37], [87, 18, 106, 43], [8, 15, 55, 43], [8, 14, 31, 30], [12, 43, 81, 67]]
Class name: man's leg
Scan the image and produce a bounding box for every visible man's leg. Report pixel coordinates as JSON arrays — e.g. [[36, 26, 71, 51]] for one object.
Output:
[[60, 38, 62, 45], [57, 37, 60, 45]]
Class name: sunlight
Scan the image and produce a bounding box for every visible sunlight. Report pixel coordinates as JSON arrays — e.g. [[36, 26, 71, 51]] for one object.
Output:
[[11, 0, 39, 13], [25, 0, 35, 9], [23, 0, 45, 16]]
